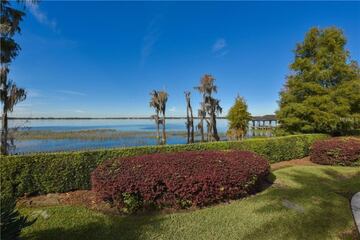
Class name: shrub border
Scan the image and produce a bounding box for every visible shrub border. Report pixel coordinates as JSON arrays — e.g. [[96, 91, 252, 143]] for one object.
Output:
[[0, 134, 328, 199], [310, 137, 360, 166]]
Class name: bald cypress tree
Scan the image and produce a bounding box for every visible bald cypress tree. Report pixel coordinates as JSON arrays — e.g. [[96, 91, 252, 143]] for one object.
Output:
[[276, 27, 360, 135], [195, 74, 222, 141], [1, 0, 33, 155]]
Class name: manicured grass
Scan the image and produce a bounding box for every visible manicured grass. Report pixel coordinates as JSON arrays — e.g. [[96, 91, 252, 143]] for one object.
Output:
[[20, 166, 360, 240]]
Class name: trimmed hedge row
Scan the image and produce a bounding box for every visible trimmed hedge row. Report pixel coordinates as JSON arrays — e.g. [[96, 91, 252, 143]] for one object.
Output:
[[310, 137, 360, 166], [92, 151, 270, 212], [0, 134, 328, 199]]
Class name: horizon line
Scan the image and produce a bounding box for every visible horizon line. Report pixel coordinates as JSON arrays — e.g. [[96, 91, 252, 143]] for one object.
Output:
[[9, 114, 277, 121]]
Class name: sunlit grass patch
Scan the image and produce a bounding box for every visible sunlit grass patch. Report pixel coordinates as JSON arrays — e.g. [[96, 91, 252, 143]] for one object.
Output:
[[20, 165, 360, 240]]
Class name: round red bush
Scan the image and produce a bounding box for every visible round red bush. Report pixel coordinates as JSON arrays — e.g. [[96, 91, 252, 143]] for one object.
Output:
[[310, 137, 360, 166], [91, 150, 270, 212]]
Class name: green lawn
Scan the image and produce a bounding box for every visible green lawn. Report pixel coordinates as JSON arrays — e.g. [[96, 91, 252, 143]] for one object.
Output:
[[20, 166, 360, 240]]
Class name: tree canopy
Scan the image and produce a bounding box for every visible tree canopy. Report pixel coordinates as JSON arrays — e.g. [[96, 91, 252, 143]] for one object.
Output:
[[276, 27, 360, 135]]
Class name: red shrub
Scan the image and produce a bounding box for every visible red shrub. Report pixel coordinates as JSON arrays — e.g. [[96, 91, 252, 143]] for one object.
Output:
[[310, 137, 360, 166], [91, 150, 270, 212]]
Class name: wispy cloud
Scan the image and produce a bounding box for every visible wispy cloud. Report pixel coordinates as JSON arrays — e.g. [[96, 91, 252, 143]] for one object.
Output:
[[169, 106, 176, 112], [56, 90, 86, 96], [212, 38, 228, 57], [27, 89, 41, 98], [16, 103, 33, 108], [140, 15, 162, 67], [212, 38, 226, 52], [74, 110, 85, 113], [26, 2, 59, 33]]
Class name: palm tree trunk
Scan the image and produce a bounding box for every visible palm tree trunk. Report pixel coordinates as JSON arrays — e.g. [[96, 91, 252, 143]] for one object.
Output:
[[186, 119, 190, 144], [189, 107, 194, 143], [212, 113, 220, 141], [156, 118, 160, 145], [186, 105, 190, 144], [186, 93, 194, 143], [206, 119, 211, 142], [1, 104, 8, 155], [200, 117, 204, 142], [162, 112, 166, 144], [153, 113, 160, 145]]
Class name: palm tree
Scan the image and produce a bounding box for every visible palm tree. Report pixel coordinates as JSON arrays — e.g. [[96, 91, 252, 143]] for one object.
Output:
[[150, 90, 161, 144], [149, 90, 168, 144], [157, 91, 168, 144], [205, 96, 222, 141], [1, 67, 26, 155], [195, 74, 221, 141], [194, 74, 217, 96], [184, 91, 194, 143]]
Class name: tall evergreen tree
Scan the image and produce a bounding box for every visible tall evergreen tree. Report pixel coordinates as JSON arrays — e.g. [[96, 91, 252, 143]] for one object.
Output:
[[227, 95, 251, 140], [276, 27, 360, 135]]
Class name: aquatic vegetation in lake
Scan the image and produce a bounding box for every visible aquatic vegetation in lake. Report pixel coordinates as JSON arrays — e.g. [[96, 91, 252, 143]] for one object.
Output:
[[11, 128, 272, 154], [14, 129, 229, 141]]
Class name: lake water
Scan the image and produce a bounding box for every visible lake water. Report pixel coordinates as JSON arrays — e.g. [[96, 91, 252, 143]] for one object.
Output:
[[8, 119, 272, 154]]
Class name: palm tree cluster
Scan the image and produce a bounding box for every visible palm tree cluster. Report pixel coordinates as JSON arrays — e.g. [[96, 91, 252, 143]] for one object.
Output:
[[150, 74, 222, 145], [194, 74, 222, 141], [1, 0, 30, 155], [149, 90, 168, 144]]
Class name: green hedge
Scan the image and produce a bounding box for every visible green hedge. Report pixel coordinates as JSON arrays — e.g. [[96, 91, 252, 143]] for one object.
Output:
[[0, 134, 328, 199]]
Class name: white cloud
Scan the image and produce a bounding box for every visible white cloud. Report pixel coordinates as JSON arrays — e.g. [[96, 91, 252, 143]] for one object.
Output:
[[56, 90, 86, 96], [26, 2, 59, 33], [169, 106, 176, 112], [212, 38, 227, 52]]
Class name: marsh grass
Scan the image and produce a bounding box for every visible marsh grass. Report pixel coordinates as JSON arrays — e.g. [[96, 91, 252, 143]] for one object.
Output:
[[14, 129, 273, 141], [14, 129, 229, 141]]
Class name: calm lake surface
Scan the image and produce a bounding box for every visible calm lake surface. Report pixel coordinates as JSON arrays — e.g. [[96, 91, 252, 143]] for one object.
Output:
[[8, 119, 272, 154]]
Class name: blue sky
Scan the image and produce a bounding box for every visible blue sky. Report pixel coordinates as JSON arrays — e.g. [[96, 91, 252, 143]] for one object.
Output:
[[10, 1, 360, 117]]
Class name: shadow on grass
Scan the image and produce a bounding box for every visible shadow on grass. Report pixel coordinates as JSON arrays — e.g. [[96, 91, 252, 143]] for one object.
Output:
[[242, 167, 360, 240], [22, 167, 360, 240], [23, 211, 164, 240]]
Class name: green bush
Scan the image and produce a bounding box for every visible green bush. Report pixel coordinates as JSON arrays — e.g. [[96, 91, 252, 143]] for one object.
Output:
[[121, 193, 143, 214], [0, 134, 328, 199], [0, 195, 36, 240]]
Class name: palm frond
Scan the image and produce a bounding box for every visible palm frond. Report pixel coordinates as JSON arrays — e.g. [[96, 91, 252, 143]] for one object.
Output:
[[6, 81, 26, 112]]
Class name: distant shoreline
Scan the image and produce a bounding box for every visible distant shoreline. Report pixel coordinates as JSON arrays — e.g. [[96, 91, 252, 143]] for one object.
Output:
[[9, 117, 227, 120], [9, 115, 276, 121]]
